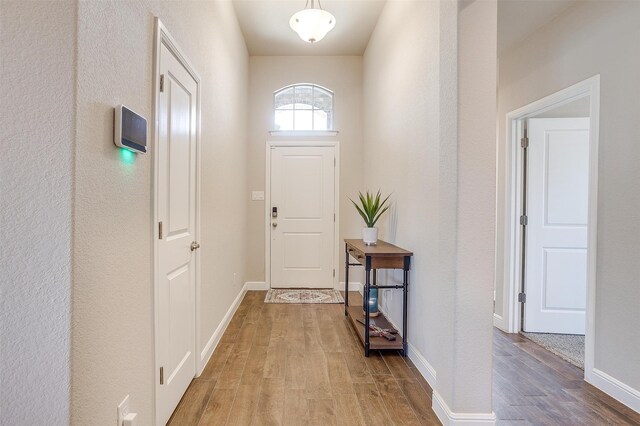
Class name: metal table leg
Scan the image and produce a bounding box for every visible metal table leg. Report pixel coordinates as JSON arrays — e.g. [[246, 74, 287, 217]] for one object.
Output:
[[364, 256, 371, 357], [344, 244, 349, 315], [402, 256, 409, 357]]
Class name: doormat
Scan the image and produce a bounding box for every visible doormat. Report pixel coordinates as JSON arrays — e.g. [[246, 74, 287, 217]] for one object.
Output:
[[521, 331, 584, 369], [264, 289, 344, 304]]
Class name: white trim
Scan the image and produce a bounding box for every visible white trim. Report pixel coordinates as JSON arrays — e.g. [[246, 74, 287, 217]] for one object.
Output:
[[584, 78, 600, 381], [376, 304, 437, 389], [338, 281, 362, 293], [265, 140, 340, 290], [197, 286, 248, 372], [152, 18, 202, 426], [501, 75, 600, 384], [407, 343, 437, 390], [268, 130, 339, 137], [245, 281, 268, 291], [590, 369, 640, 413], [377, 304, 402, 337], [493, 313, 507, 332], [432, 391, 496, 426]]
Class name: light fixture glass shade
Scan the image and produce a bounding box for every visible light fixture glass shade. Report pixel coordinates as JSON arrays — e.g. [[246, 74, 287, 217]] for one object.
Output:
[[289, 8, 336, 43]]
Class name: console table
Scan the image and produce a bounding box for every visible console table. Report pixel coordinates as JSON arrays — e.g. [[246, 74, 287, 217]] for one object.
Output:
[[344, 239, 413, 357]]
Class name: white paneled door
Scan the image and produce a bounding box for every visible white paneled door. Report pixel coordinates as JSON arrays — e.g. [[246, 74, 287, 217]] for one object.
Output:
[[156, 41, 199, 425], [270, 146, 336, 288], [524, 118, 590, 334]]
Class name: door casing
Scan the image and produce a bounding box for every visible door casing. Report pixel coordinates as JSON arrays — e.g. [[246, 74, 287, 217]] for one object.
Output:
[[152, 18, 202, 425], [265, 141, 340, 290], [500, 75, 600, 383]]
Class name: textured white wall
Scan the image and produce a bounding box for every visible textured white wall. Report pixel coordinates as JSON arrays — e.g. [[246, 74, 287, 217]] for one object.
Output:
[[0, 1, 75, 424], [363, 0, 442, 382], [246, 56, 363, 283], [72, 1, 248, 424], [496, 0, 640, 391], [363, 0, 496, 416], [450, 0, 496, 412]]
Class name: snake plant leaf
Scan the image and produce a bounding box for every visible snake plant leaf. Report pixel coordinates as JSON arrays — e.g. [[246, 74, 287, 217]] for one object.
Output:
[[351, 199, 370, 225], [350, 190, 391, 228]]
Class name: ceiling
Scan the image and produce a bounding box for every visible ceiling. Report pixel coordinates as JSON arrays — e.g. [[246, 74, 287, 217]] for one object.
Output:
[[232, 0, 387, 56], [498, 0, 578, 55], [233, 0, 578, 57]]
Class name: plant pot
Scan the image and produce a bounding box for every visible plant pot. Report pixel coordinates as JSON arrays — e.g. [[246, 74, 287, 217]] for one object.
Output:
[[362, 227, 378, 246]]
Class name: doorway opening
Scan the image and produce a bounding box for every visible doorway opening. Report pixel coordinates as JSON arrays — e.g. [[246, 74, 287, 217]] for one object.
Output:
[[501, 76, 600, 380], [265, 141, 340, 290]]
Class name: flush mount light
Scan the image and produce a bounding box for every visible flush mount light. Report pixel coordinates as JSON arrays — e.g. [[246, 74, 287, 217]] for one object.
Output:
[[289, 0, 336, 44]]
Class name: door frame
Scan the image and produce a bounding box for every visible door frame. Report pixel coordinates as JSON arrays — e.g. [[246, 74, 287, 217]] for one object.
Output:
[[501, 75, 599, 381], [265, 140, 340, 289], [152, 18, 202, 425]]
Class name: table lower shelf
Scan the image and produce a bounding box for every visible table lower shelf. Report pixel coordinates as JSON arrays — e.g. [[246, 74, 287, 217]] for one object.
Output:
[[345, 305, 403, 351]]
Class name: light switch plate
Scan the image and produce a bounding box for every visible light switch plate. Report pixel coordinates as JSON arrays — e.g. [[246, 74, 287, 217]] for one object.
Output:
[[251, 191, 265, 201]]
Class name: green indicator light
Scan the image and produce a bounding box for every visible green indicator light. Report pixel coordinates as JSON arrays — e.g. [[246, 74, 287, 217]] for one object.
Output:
[[120, 148, 136, 164]]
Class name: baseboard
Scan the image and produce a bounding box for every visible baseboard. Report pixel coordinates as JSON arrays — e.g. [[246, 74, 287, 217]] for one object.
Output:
[[198, 284, 248, 373], [590, 368, 640, 413], [377, 304, 402, 337], [408, 343, 437, 389], [246, 281, 268, 290], [492, 313, 507, 332], [432, 391, 496, 425], [376, 305, 437, 389], [338, 281, 362, 293]]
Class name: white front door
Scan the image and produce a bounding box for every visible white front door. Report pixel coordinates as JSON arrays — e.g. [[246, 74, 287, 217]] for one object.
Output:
[[156, 42, 199, 425], [270, 145, 336, 288], [524, 117, 590, 334]]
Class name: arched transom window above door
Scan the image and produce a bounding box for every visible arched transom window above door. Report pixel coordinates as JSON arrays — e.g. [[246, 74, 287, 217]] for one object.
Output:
[[274, 84, 334, 131]]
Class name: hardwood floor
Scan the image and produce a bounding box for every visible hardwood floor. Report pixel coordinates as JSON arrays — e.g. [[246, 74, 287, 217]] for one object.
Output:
[[168, 291, 439, 425], [494, 329, 640, 425], [169, 291, 640, 425]]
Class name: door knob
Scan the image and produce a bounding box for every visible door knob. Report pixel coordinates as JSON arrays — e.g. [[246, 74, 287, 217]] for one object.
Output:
[[190, 241, 200, 251], [272, 222, 278, 228]]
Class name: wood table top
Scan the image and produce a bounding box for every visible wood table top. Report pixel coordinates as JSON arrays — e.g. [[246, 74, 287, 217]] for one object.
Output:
[[345, 239, 413, 257]]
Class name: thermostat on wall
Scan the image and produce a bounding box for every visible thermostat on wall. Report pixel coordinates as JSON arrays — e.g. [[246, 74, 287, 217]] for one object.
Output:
[[114, 105, 147, 154]]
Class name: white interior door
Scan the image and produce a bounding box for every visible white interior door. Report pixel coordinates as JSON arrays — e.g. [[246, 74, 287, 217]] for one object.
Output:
[[270, 145, 336, 288], [524, 117, 590, 334], [156, 42, 199, 425]]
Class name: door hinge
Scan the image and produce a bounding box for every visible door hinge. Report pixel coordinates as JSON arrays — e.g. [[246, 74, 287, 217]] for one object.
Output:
[[333, 269, 335, 278], [334, 157, 336, 167], [520, 215, 528, 226], [521, 137, 529, 149], [334, 213, 336, 222], [159, 74, 165, 92], [518, 292, 527, 303], [160, 367, 164, 385], [158, 221, 163, 239]]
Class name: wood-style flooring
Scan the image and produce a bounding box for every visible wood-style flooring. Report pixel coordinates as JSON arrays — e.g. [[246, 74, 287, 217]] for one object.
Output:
[[494, 329, 640, 425], [169, 291, 640, 425], [168, 291, 438, 425]]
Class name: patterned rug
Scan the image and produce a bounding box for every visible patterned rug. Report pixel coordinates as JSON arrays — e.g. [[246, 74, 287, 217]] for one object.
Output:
[[521, 331, 585, 369], [264, 289, 344, 304]]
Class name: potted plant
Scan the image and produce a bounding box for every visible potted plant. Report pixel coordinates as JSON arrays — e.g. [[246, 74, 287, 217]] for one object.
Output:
[[350, 190, 391, 246]]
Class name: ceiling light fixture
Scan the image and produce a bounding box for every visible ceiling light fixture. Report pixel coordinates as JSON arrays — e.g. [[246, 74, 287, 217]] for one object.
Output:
[[289, 0, 336, 44]]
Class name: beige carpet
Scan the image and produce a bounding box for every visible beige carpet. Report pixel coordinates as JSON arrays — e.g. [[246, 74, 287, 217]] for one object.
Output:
[[521, 331, 585, 369], [264, 289, 344, 304]]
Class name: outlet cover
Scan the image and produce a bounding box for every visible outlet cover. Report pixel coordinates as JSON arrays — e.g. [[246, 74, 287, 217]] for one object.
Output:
[[251, 191, 265, 201], [117, 395, 130, 426]]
